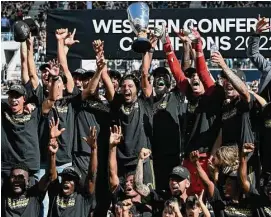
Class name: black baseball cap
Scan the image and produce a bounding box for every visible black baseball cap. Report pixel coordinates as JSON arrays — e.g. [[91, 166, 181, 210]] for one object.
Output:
[[59, 166, 82, 180], [82, 70, 96, 80], [14, 21, 30, 42], [184, 67, 197, 78], [72, 68, 87, 77], [169, 166, 190, 181], [221, 69, 246, 82], [152, 67, 172, 88], [7, 84, 27, 96], [39, 63, 50, 72]]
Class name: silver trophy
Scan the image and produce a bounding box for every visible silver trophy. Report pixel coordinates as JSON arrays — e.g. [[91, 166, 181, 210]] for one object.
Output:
[[127, 2, 151, 53]]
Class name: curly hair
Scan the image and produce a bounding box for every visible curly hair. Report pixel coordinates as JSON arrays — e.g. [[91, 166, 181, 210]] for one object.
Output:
[[11, 163, 29, 173], [215, 146, 239, 172]]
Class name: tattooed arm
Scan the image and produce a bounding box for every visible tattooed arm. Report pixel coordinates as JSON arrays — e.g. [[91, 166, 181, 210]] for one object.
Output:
[[83, 127, 98, 194], [212, 51, 250, 102], [135, 148, 151, 197]]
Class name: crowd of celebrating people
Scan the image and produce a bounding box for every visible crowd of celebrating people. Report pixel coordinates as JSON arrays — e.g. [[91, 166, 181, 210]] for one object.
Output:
[[1, 6, 271, 217]]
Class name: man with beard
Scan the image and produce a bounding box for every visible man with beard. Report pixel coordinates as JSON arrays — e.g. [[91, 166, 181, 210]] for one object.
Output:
[[1, 116, 64, 217], [110, 47, 154, 188], [160, 25, 224, 195], [108, 126, 152, 216], [47, 121, 97, 217], [239, 143, 271, 217], [72, 39, 114, 217], [152, 66, 186, 191], [247, 15, 271, 185], [135, 156, 191, 217], [1, 84, 40, 186]]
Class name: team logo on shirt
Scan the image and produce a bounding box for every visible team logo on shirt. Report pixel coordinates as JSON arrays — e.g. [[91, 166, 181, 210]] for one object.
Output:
[[55, 105, 68, 113], [121, 102, 139, 115], [187, 102, 198, 113], [224, 206, 252, 216], [4, 112, 32, 124], [7, 197, 29, 209], [264, 207, 271, 216], [56, 195, 76, 208], [222, 108, 237, 121]]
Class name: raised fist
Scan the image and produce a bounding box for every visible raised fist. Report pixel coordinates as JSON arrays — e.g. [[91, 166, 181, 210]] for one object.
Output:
[[190, 150, 200, 163], [55, 28, 68, 41], [139, 148, 151, 160]]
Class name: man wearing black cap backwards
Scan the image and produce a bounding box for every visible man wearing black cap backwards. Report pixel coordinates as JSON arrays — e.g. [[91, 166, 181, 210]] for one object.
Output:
[[1, 84, 40, 185], [134, 151, 191, 217]]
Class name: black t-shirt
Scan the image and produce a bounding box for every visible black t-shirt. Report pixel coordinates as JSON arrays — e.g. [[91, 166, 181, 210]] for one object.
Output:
[[209, 186, 253, 217], [39, 94, 79, 165], [48, 179, 93, 217], [184, 85, 225, 155], [2, 183, 45, 217], [1, 101, 41, 172], [110, 94, 153, 166], [152, 90, 186, 158], [222, 94, 255, 147], [247, 185, 271, 217], [112, 185, 152, 217]]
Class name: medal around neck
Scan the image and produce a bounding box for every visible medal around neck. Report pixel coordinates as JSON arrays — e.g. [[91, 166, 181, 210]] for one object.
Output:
[[127, 2, 151, 53]]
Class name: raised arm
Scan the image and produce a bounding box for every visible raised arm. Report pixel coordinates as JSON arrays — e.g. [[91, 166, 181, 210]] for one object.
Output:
[[82, 126, 98, 194], [20, 42, 29, 84], [247, 15, 271, 83], [42, 74, 60, 114], [108, 125, 122, 192], [141, 51, 152, 97], [55, 28, 74, 93], [81, 43, 106, 100], [249, 90, 267, 107], [161, 27, 189, 94], [135, 148, 152, 197], [93, 40, 115, 102], [190, 151, 215, 197], [212, 51, 250, 102], [38, 117, 65, 191], [26, 34, 39, 89], [191, 29, 215, 91], [196, 190, 211, 217], [239, 143, 255, 193]]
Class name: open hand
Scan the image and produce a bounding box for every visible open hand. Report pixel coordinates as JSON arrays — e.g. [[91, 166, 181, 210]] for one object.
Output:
[[55, 28, 68, 41], [47, 59, 60, 76], [256, 14, 271, 34], [49, 117, 65, 139], [64, 28, 80, 47], [109, 125, 122, 147], [82, 126, 97, 150], [195, 189, 204, 203]]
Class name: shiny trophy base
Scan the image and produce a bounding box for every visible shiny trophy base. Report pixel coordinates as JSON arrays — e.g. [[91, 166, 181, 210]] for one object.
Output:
[[132, 37, 151, 53]]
